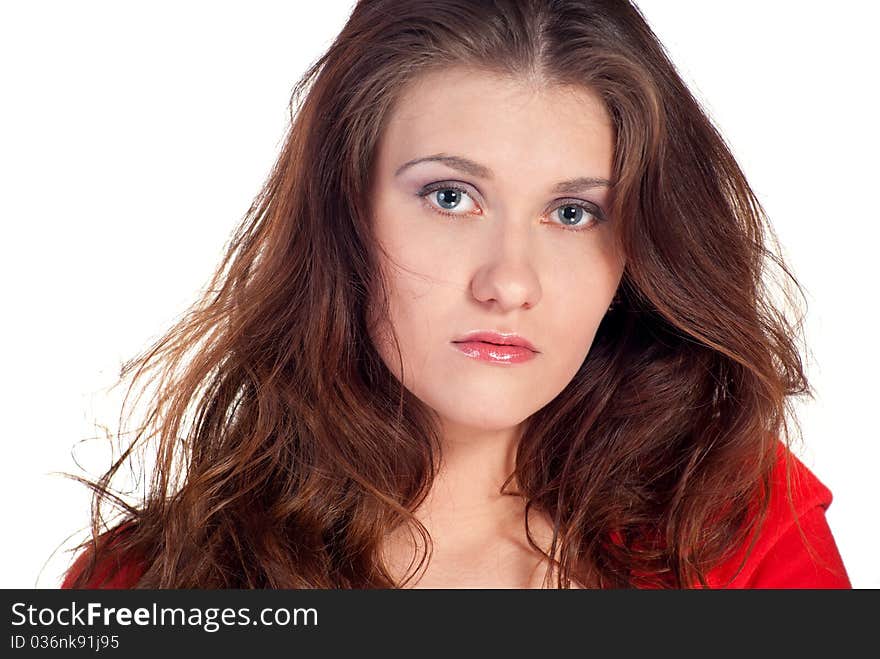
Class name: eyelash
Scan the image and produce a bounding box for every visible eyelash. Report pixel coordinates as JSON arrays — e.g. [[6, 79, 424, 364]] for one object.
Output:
[[416, 181, 607, 232]]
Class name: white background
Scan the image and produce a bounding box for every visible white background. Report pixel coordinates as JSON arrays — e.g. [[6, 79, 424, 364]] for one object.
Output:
[[1, 1, 876, 588]]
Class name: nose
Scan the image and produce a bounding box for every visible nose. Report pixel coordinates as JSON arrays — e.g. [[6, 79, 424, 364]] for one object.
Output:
[[469, 220, 542, 312]]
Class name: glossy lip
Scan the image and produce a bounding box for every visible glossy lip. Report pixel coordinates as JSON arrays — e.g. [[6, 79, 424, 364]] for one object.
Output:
[[451, 340, 536, 365], [451, 330, 539, 353]]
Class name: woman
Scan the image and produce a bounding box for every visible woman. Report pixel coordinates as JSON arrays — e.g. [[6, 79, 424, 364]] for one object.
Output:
[[60, 0, 850, 589]]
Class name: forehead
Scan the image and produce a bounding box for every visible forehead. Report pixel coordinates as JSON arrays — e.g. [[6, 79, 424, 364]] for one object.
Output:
[[378, 67, 614, 175]]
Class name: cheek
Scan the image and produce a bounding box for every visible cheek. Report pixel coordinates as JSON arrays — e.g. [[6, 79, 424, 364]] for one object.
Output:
[[542, 252, 621, 363], [368, 258, 447, 382], [373, 187, 478, 277], [549, 293, 604, 365], [372, 211, 464, 329]]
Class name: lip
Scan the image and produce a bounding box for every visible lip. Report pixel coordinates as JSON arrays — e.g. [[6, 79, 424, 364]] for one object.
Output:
[[450, 330, 539, 365], [451, 330, 538, 352]]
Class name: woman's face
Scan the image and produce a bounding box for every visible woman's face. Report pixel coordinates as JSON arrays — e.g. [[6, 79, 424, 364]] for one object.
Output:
[[368, 67, 624, 436]]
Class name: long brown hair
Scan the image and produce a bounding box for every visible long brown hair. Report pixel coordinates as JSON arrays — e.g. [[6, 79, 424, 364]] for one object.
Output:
[[61, 0, 813, 588]]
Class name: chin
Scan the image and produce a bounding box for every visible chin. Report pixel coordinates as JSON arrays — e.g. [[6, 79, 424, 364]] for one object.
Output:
[[437, 406, 532, 433]]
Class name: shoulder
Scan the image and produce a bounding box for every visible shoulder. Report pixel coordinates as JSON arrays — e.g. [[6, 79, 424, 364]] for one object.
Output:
[[706, 440, 851, 588], [60, 522, 147, 589]]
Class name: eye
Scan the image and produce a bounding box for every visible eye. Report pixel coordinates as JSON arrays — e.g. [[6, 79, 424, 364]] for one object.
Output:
[[549, 200, 606, 232], [416, 182, 606, 232], [418, 183, 482, 217]]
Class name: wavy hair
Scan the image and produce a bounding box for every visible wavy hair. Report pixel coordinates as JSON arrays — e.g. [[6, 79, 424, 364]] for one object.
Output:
[[60, 0, 812, 588]]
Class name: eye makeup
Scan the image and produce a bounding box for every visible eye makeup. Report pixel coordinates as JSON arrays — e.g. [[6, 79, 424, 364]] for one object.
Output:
[[415, 180, 607, 233]]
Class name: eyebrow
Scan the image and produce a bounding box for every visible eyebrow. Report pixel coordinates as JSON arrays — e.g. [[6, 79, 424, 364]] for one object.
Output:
[[394, 153, 613, 193]]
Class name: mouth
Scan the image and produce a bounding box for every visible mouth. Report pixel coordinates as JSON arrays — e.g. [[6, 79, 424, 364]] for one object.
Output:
[[450, 339, 538, 364], [451, 331, 538, 353], [453, 339, 530, 349]]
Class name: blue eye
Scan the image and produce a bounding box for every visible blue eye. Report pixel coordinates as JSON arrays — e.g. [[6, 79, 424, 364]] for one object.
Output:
[[416, 182, 606, 232], [553, 203, 603, 230], [437, 189, 461, 209], [423, 185, 480, 215]]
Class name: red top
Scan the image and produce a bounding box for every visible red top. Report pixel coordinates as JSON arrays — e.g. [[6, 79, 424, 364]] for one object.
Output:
[[61, 442, 851, 589], [702, 443, 851, 588]]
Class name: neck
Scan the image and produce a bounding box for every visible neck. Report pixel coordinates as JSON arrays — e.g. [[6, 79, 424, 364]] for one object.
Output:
[[424, 419, 523, 528], [380, 419, 562, 586]]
